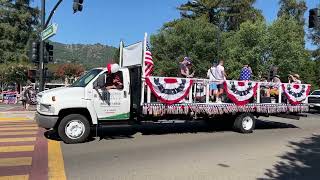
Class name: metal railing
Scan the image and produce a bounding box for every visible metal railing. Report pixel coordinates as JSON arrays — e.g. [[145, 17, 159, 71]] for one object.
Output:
[[141, 76, 303, 105]]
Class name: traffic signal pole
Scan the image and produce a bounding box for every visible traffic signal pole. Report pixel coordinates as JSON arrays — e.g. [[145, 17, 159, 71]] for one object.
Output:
[[39, 0, 46, 92]]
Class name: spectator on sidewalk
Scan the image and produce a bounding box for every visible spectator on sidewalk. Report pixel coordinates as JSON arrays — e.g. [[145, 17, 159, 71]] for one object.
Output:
[[24, 86, 32, 110]]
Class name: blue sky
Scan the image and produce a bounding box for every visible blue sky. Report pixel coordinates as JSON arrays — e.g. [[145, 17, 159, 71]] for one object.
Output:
[[34, 0, 319, 48]]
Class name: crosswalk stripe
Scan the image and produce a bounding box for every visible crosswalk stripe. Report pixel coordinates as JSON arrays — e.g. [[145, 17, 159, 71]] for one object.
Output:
[[0, 175, 29, 180], [0, 118, 30, 121], [0, 127, 38, 131], [0, 131, 37, 136], [0, 125, 37, 129], [0, 157, 32, 166], [48, 140, 66, 180], [0, 137, 36, 143], [0, 146, 34, 153]]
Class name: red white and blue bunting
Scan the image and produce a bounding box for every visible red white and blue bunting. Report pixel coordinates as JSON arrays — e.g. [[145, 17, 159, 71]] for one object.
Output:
[[224, 81, 258, 106], [142, 103, 309, 116], [282, 83, 311, 105], [145, 77, 194, 105]]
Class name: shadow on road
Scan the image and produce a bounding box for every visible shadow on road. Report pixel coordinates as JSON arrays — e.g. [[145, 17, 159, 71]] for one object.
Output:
[[42, 119, 298, 142], [255, 119, 297, 130], [259, 134, 320, 180], [97, 119, 297, 139]]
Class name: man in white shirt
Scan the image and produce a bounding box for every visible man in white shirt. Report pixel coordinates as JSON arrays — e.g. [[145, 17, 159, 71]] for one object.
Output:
[[214, 60, 227, 103]]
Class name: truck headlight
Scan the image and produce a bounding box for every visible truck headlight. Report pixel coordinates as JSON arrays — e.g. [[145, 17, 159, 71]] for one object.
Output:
[[40, 104, 54, 113]]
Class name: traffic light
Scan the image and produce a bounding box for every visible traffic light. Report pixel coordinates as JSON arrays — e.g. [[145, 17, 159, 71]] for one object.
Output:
[[73, 0, 84, 13], [44, 42, 54, 63], [27, 69, 37, 83], [309, 8, 319, 28], [31, 41, 40, 63]]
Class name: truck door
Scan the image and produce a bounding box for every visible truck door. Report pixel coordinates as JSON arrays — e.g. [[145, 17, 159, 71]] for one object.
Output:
[[92, 69, 131, 121]]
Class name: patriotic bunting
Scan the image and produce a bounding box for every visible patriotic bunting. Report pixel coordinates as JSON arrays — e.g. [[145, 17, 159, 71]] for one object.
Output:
[[224, 81, 258, 106], [142, 103, 309, 116], [282, 83, 311, 105], [145, 77, 193, 105]]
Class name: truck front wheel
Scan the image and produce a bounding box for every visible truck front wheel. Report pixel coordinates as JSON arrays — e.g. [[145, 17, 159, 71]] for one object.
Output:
[[58, 114, 91, 144], [233, 113, 255, 133]]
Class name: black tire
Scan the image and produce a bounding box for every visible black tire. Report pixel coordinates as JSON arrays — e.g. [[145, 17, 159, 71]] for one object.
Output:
[[58, 114, 91, 144], [233, 113, 255, 134]]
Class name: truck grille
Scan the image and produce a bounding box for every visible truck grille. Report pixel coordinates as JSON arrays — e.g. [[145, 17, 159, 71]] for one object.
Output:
[[308, 97, 320, 104]]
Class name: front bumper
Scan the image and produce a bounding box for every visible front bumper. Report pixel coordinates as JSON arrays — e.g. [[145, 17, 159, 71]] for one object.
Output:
[[35, 112, 59, 129]]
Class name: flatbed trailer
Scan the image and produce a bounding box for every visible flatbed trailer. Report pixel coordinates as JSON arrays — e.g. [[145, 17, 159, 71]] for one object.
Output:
[[35, 35, 311, 144]]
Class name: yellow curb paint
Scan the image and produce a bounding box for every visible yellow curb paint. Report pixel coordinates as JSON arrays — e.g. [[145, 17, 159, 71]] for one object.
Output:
[[0, 118, 30, 121], [0, 175, 29, 180], [0, 137, 36, 143], [0, 145, 34, 153], [0, 127, 38, 131], [0, 157, 32, 166], [48, 140, 66, 180], [0, 131, 37, 136]]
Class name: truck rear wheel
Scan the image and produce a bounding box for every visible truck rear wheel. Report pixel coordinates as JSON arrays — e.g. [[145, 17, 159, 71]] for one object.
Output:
[[233, 113, 255, 133], [58, 114, 90, 144]]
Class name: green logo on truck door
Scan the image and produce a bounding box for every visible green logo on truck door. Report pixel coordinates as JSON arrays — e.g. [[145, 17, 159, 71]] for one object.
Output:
[[98, 113, 130, 121]]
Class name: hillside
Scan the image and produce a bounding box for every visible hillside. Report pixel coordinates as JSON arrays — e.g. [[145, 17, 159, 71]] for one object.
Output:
[[52, 42, 118, 69]]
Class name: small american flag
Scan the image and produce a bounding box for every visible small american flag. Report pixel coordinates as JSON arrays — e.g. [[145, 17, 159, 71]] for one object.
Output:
[[144, 42, 153, 76]]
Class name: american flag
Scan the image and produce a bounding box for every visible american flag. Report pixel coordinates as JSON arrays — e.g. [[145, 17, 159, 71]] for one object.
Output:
[[144, 42, 154, 76]]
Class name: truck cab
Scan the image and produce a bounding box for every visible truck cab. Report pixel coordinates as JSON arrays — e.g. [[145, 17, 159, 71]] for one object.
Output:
[[307, 90, 320, 110], [36, 65, 139, 143]]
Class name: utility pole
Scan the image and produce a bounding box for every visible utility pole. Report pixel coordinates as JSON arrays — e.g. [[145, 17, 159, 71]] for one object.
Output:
[[39, 0, 46, 92]]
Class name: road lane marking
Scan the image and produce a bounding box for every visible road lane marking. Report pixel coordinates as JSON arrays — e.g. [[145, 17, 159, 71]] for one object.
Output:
[[0, 137, 36, 143], [48, 140, 66, 180], [0, 131, 37, 136], [0, 127, 38, 131], [0, 175, 29, 180], [0, 146, 34, 153], [0, 157, 32, 166]]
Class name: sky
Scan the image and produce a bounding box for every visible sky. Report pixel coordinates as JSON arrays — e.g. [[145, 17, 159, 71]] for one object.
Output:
[[33, 0, 319, 48]]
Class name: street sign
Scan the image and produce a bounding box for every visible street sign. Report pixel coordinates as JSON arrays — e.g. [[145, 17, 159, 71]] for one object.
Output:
[[41, 23, 58, 41]]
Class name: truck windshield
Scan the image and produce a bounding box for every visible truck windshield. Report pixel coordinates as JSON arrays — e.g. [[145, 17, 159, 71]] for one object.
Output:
[[71, 69, 103, 87]]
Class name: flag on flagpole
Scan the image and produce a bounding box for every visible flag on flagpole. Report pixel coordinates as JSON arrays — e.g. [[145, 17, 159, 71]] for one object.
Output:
[[144, 42, 153, 76]]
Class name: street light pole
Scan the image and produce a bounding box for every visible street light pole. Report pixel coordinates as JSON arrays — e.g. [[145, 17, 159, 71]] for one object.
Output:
[[39, 0, 45, 92]]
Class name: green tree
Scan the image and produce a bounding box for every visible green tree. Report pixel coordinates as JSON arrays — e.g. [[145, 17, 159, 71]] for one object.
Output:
[[150, 18, 220, 77], [177, 0, 263, 31], [268, 16, 311, 83], [278, 0, 307, 25], [0, 0, 39, 63], [221, 20, 269, 79], [5, 63, 30, 83]]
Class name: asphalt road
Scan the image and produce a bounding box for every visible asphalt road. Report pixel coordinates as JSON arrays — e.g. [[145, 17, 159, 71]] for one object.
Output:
[[61, 112, 320, 180]]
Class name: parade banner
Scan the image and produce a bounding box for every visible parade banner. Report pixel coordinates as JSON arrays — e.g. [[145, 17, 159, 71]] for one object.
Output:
[[145, 77, 193, 105], [224, 81, 258, 106], [282, 83, 311, 105], [2, 91, 18, 104]]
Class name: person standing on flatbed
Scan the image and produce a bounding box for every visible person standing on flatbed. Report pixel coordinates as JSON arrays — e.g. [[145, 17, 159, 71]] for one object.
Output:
[[179, 57, 195, 78], [214, 60, 227, 103]]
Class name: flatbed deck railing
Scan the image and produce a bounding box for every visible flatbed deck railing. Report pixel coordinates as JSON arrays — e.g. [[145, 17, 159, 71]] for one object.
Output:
[[141, 76, 305, 105]]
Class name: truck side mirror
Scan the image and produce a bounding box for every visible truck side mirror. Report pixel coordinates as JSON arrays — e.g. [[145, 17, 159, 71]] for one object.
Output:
[[93, 74, 106, 89]]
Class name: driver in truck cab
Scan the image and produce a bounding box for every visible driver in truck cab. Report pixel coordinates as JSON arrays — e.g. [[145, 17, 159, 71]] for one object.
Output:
[[105, 73, 123, 90]]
